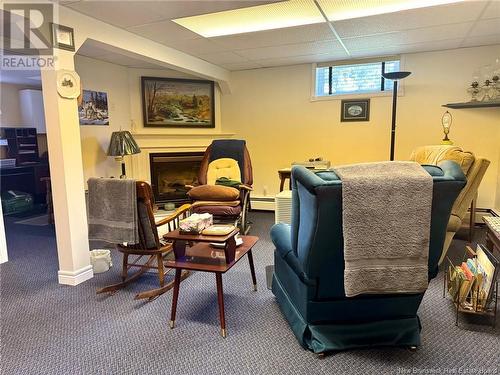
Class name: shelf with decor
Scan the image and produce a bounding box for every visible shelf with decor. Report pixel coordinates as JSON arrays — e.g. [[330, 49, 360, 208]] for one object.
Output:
[[442, 101, 500, 109]]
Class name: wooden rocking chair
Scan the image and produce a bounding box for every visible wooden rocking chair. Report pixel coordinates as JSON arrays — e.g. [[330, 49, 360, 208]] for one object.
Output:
[[97, 181, 190, 301]]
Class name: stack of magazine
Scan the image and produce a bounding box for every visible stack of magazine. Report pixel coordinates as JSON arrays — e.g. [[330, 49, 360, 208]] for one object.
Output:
[[447, 244, 498, 311]]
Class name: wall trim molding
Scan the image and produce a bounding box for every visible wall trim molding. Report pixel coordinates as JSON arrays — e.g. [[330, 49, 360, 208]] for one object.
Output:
[[131, 132, 235, 139], [58, 265, 94, 286]]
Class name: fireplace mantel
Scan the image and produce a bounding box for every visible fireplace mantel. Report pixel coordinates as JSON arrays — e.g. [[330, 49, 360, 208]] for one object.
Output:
[[129, 131, 235, 183], [132, 132, 235, 138]]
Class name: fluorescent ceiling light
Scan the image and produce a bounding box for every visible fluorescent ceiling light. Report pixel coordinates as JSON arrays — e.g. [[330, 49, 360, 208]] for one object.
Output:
[[319, 0, 467, 21], [173, 1, 323, 38], [173, 0, 466, 38]]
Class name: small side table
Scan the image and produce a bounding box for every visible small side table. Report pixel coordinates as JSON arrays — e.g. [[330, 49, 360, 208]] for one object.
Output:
[[163, 228, 259, 338], [278, 168, 291, 192], [483, 216, 500, 257]]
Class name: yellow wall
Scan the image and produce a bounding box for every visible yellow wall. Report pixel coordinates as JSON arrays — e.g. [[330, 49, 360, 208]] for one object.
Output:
[[75, 55, 131, 182], [497, 151, 500, 212], [76, 55, 225, 184], [0, 83, 41, 127], [222, 44, 500, 209]]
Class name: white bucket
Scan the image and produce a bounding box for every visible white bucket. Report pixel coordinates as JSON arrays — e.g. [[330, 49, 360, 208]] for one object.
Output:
[[90, 249, 113, 273]]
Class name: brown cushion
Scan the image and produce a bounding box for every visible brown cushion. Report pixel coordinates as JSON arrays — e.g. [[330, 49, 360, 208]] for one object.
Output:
[[188, 184, 239, 201], [192, 205, 242, 216]]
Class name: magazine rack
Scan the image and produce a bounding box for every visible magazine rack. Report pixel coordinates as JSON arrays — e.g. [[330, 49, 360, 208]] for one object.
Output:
[[443, 246, 498, 328]]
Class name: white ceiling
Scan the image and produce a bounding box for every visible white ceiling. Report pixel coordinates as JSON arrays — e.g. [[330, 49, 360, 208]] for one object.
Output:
[[63, 0, 500, 71]]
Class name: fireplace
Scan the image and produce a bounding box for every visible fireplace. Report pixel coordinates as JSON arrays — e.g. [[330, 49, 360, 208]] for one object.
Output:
[[149, 152, 204, 204]]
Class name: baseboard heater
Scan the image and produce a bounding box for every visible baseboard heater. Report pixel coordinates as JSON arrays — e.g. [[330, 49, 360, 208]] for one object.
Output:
[[250, 192, 293, 225], [250, 196, 275, 211]]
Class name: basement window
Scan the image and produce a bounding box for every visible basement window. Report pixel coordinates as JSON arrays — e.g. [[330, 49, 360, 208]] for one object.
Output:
[[314, 59, 400, 97]]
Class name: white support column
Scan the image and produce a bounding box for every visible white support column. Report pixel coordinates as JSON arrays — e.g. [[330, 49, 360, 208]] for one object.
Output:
[[41, 51, 93, 285], [0, 204, 8, 264]]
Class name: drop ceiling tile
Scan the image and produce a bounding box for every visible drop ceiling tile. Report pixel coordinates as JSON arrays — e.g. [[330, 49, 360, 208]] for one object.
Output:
[[349, 38, 463, 58], [482, 1, 500, 20], [65, 2, 172, 28], [349, 48, 402, 59], [158, 1, 282, 19], [236, 39, 344, 60], [344, 21, 473, 52], [461, 34, 500, 48], [468, 18, 500, 38], [221, 61, 263, 71], [401, 22, 473, 43], [397, 38, 463, 54], [343, 33, 403, 51], [334, 2, 485, 38], [210, 23, 335, 50], [64, 1, 281, 29], [198, 51, 248, 65], [256, 50, 349, 68]]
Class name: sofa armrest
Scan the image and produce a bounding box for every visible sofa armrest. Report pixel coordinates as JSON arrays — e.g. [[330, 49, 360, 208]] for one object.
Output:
[[271, 223, 316, 286], [438, 160, 467, 181], [444, 158, 489, 220], [271, 223, 293, 256]]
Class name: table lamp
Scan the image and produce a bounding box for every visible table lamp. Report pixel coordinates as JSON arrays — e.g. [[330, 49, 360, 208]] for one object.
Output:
[[441, 111, 453, 145], [107, 131, 141, 178], [381, 71, 412, 161]]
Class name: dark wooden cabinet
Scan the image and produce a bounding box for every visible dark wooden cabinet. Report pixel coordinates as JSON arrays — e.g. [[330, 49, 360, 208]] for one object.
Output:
[[0, 127, 50, 204], [0, 162, 50, 204], [0, 127, 40, 165]]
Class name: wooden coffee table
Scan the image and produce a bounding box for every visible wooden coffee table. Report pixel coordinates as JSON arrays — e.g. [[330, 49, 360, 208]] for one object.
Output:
[[163, 228, 259, 338]]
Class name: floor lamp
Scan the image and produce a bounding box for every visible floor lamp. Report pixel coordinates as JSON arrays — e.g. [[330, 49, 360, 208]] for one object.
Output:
[[381, 71, 411, 161]]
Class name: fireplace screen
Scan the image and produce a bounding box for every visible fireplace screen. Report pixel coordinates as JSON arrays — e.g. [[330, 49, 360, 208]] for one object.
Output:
[[149, 152, 203, 204]]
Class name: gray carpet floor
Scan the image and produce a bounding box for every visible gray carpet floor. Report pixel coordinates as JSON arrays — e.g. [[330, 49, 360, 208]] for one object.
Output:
[[1, 211, 499, 375]]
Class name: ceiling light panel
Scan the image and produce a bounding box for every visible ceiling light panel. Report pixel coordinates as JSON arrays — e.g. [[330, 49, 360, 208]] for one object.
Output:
[[317, 0, 467, 21], [173, 0, 323, 37], [173, 0, 467, 38]]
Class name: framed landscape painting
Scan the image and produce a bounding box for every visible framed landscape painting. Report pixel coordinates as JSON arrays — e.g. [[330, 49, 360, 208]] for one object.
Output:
[[141, 77, 215, 128]]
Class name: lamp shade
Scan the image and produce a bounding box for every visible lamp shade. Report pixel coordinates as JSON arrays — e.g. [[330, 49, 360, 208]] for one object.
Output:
[[107, 131, 141, 157], [382, 71, 412, 80]]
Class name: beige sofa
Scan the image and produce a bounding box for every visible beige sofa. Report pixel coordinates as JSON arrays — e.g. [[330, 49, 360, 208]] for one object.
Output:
[[409, 145, 490, 264]]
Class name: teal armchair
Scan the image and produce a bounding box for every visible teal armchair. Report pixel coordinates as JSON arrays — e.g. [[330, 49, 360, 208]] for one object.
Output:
[[271, 162, 466, 354]]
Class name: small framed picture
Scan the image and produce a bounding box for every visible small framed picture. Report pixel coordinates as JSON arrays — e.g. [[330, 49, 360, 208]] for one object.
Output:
[[51, 23, 75, 52], [341, 99, 370, 122]]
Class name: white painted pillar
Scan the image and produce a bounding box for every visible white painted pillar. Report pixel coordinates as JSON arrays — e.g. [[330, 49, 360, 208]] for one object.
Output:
[[0, 204, 8, 264], [41, 50, 92, 285]]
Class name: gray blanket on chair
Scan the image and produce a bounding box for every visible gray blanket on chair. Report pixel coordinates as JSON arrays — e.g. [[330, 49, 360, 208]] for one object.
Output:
[[87, 178, 139, 245], [333, 161, 433, 297]]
